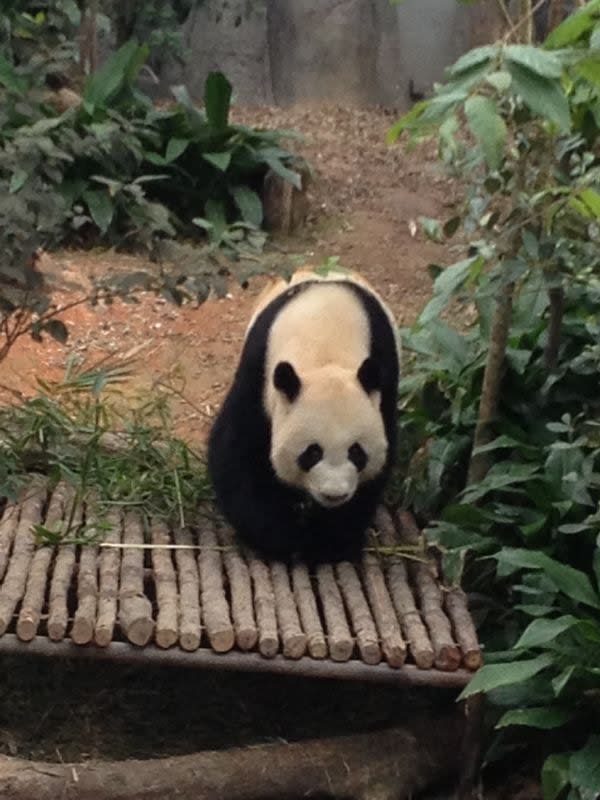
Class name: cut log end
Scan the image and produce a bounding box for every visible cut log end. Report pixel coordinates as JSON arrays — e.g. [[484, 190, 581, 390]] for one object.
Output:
[[282, 631, 308, 660], [155, 629, 178, 650], [71, 619, 95, 645], [15, 618, 37, 642], [209, 628, 236, 654]]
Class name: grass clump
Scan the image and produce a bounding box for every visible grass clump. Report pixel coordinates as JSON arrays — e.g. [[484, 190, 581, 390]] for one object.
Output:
[[0, 355, 212, 543]]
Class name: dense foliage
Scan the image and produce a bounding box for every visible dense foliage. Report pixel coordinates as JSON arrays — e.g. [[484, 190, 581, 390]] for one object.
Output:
[[390, 3, 600, 797], [0, 1, 303, 353]]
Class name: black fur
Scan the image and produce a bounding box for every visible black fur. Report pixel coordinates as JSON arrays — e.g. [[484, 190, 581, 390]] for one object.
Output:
[[207, 280, 399, 564]]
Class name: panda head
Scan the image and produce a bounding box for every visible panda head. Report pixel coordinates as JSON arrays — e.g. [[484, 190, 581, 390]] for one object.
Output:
[[269, 358, 388, 509]]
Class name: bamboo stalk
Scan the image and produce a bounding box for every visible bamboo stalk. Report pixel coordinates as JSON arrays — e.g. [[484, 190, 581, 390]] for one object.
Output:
[[247, 554, 279, 658], [271, 562, 307, 659], [198, 525, 234, 653], [292, 563, 327, 659], [94, 508, 122, 647], [16, 482, 67, 641], [151, 521, 179, 649], [218, 527, 257, 651], [118, 512, 154, 647], [174, 527, 201, 652], [316, 564, 353, 662]]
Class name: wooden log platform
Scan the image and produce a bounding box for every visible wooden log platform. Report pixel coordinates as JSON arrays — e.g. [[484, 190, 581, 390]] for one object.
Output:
[[0, 480, 482, 686]]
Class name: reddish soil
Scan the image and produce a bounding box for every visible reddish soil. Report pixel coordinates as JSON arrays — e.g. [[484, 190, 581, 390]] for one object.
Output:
[[0, 104, 457, 445]]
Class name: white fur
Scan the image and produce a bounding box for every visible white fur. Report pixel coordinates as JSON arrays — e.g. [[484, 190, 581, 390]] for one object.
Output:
[[262, 280, 390, 507]]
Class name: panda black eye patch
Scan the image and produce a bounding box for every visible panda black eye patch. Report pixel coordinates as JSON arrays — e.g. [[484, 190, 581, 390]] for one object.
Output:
[[298, 443, 323, 472], [348, 442, 368, 471]]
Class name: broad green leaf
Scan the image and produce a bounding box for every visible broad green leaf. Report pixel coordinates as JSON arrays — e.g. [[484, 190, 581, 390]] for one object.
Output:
[[542, 753, 571, 800], [462, 463, 539, 503], [591, 22, 600, 51], [387, 100, 428, 142], [204, 71, 232, 130], [459, 654, 554, 699], [508, 63, 570, 131], [9, 169, 28, 193], [419, 257, 478, 324], [0, 53, 28, 93], [496, 706, 573, 730], [569, 737, 600, 797], [496, 549, 600, 610], [230, 186, 263, 227], [544, 0, 600, 48], [263, 156, 302, 190], [83, 189, 114, 234], [447, 44, 498, 77], [165, 137, 189, 163], [579, 188, 600, 219], [486, 70, 512, 92], [514, 615, 579, 650], [83, 40, 149, 109], [23, 116, 65, 136], [504, 44, 563, 79], [465, 95, 507, 168], [576, 56, 600, 86], [553, 666, 576, 697], [202, 151, 232, 171]]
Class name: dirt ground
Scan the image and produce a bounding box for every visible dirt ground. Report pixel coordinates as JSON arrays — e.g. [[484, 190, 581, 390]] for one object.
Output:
[[0, 104, 456, 445]]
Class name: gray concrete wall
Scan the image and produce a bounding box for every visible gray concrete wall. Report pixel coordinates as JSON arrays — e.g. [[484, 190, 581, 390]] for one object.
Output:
[[160, 0, 487, 108]]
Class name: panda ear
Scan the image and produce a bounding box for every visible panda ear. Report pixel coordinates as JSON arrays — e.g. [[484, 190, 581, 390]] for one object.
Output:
[[357, 357, 380, 394], [273, 361, 301, 402]]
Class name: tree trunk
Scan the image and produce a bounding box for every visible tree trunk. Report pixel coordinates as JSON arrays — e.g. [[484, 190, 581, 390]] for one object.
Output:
[[467, 281, 515, 485], [0, 716, 464, 800], [544, 286, 564, 372]]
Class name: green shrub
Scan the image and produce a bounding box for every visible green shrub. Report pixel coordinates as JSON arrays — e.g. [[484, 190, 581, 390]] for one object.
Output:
[[389, 4, 600, 797]]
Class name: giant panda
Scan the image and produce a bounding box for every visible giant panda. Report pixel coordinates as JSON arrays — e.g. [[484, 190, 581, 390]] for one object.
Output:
[[207, 267, 400, 564]]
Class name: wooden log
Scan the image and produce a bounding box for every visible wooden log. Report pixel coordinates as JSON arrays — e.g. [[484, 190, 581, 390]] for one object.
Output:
[[375, 508, 434, 669], [173, 527, 201, 652], [362, 537, 406, 668], [291, 563, 327, 659], [396, 510, 461, 671], [94, 508, 122, 647], [119, 512, 154, 647], [315, 563, 353, 662], [335, 561, 381, 665], [217, 527, 257, 651], [47, 487, 81, 641], [16, 482, 67, 641], [247, 554, 279, 658], [0, 497, 21, 582], [445, 587, 482, 670], [198, 525, 234, 653], [71, 496, 100, 645], [270, 561, 307, 659], [0, 716, 465, 800], [0, 477, 47, 634], [151, 520, 179, 649]]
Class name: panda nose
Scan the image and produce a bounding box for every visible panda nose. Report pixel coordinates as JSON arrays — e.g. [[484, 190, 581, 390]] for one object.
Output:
[[323, 492, 350, 505]]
